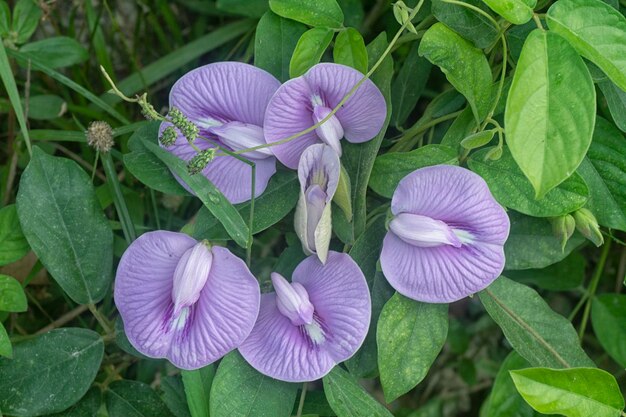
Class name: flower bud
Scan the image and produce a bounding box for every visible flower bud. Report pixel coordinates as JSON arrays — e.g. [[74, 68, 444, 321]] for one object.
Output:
[[573, 208, 603, 247], [551, 214, 576, 252], [159, 126, 177, 147], [169, 107, 199, 143], [86, 121, 114, 153], [187, 149, 216, 175]]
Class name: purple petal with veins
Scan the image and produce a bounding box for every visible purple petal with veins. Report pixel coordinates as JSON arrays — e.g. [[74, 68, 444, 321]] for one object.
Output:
[[160, 62, 280, 203], [265, 63, 387, 169], [239, 252, 371, 382], [380, 165, 510, 303], [114, 231, 260, 370]]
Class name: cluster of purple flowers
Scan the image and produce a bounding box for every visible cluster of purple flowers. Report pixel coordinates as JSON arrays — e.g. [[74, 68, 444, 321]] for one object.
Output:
[[114, 62, 510, 381]]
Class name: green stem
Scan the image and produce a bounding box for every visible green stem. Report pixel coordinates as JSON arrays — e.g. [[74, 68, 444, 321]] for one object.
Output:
[[532, 13, 545, 31], [295, 382, 308, 417], [102, 152, 137, 243], [578, 240, 612, 340], [88, 303, 113, 334]]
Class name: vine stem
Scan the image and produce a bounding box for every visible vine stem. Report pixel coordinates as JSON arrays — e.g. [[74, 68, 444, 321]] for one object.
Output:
[[88, 303, 113, 334], [578, 240, 612, 340], [295, 382, 308, 417]]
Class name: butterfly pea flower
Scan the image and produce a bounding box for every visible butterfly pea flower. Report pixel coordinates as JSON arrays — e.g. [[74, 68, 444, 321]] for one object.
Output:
[[380, 165, 510, 303], [114, 231, 260, 370], [239, 252, 371, 382], [294, 144, 340, 264], [160, 62, 281, 204], [264, 63, 387, 169]]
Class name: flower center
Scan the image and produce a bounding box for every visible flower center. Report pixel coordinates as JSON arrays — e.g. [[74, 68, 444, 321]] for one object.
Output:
[[311, 97, 344, 156], [389, 212, 465, 248], [272, 272, 327, 345], [200, 119, 273, 159], [171, 241, 213, 329]]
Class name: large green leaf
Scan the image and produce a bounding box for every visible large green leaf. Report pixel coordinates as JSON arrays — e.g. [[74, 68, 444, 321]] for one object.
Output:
[[505, 29, 595, 198], [255, 11, 307, 82], [598, 79, 626, 133], [181, 366, 214, 417], [16, 147, 113, 304], [0, 328, 103, 417], [269, 0, 344, 27], [123, 122, 188, 196], [479, 277, 594, 368], [48, 388, 101, 417], [290, 27, 334, 78], [107, 380, 174, 417], [161, 376, 191, 417], [481, 0, 536, 24], [547, 0, 626, 91], [510, 367, 624, 417], [370, 145, 458, 198], [334, 27, 368, 74], [0, 322, 10, 358], [0, 204, 29, 266], [506, 252, 585, 291], [576, 118, 626, 231], [0, 274, 27, 312], [431, 0, 499, 48], [210, 351, 298, 417], [193, 170, 299, 240], [504, 211, 585, 271], [143, 140, 250, 248], [323, 366, 393, 417], [419, 22, 492, 122], [391, 41, 431, 128], [20, 36, 88, 69], [592, 294, 626, 368], [469, 147, 589, 217], [377, 293, 448, 402]]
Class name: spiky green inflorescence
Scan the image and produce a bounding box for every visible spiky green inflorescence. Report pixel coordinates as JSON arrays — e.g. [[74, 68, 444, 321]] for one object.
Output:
[[169, 107, 199, 143], [187, 149, 216, 175], [159, 126, 177, 147]]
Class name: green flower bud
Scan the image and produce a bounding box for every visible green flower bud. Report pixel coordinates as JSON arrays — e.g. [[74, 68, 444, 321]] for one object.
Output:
[[159, 126, 177, 147], [573, 208, 603, 247], [187, 149, 215, 175], [169, 107, 199, 143], [551, 214, 576, 252]]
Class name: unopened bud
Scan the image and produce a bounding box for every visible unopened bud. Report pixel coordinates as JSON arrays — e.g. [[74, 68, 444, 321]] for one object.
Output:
[[169, 107, 199, 143], [573, 208, 603, 247], [160, 126, 177, 147], [483, 145, 503, 161], [187, 149, 215, 175], [551, 214, 576, 252], [86, 121, 114, 153]]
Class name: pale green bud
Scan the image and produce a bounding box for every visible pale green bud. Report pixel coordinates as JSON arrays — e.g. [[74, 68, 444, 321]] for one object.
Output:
[[573, 208, 604, 247]]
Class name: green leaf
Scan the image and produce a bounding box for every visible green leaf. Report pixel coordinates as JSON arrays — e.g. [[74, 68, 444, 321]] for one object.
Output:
[[216, 0, 268, 17], [482, 352, 539, 417], [592, 294, 626, 368], [193, 170, 299, 240], [269, 0, 344, 28], [161, 376, 191, 417], [48, 388, 101, 417], [598, 79, 626, 133], [481, 0, 536, 24], [441, 106, 478, 148], [0, 328, 103, 417], [0, 323, 10, 358], [143, 140, 249, 248], [290, 27, 334, 78], [255, 11, 307, 82], [391, 41, 432, 128], [210, 351, 297, 417], [504, 211, 585, 270], [506, 252, 585, 291], [547, 0, 626, 91], [20, 36, 88, 68], [12, 0, 41, 44], [107, 380, 174, 417], [479, 277, 594, 368], [16, 147, 113, 304], [181, 365, 214, 417], [419, 23, 492, 122], [505, 29, 596, 198], [576, 118, 626, 231], [0, 204, 29, 266], [510, 367, 624, 417], [0, 1, 9, 36], [25, 94, 66, 120], [123, 122, 188, 195], [377, 293, 448, 402], [431, 0, 499, 49], [0, 274, 26, 312], [460, 129, 496, 150], [323, 366, 393, 417], [334, 27, 368, 73], [468, 147, 589, 217], [370, 145, 458, 198]]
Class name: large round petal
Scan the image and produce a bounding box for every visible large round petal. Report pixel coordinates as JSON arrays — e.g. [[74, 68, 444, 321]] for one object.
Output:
[[169, 62, 281, 126], [168, 246, 261, 369], [304, 63, 387, 143], [159, 123, 277, 204], [381, 165, 510, 303], [239, 252, 370, 382], [114, 231, 196, 359]]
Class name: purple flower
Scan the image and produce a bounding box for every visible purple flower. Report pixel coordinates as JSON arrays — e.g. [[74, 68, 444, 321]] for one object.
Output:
[[239, 252, 371, 382], [114, 231, 260, 370], [160, 62, 281, 204], [380, 165, 510, 303], [264, 63, 387, 169], [295, 144, 340, 263]]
